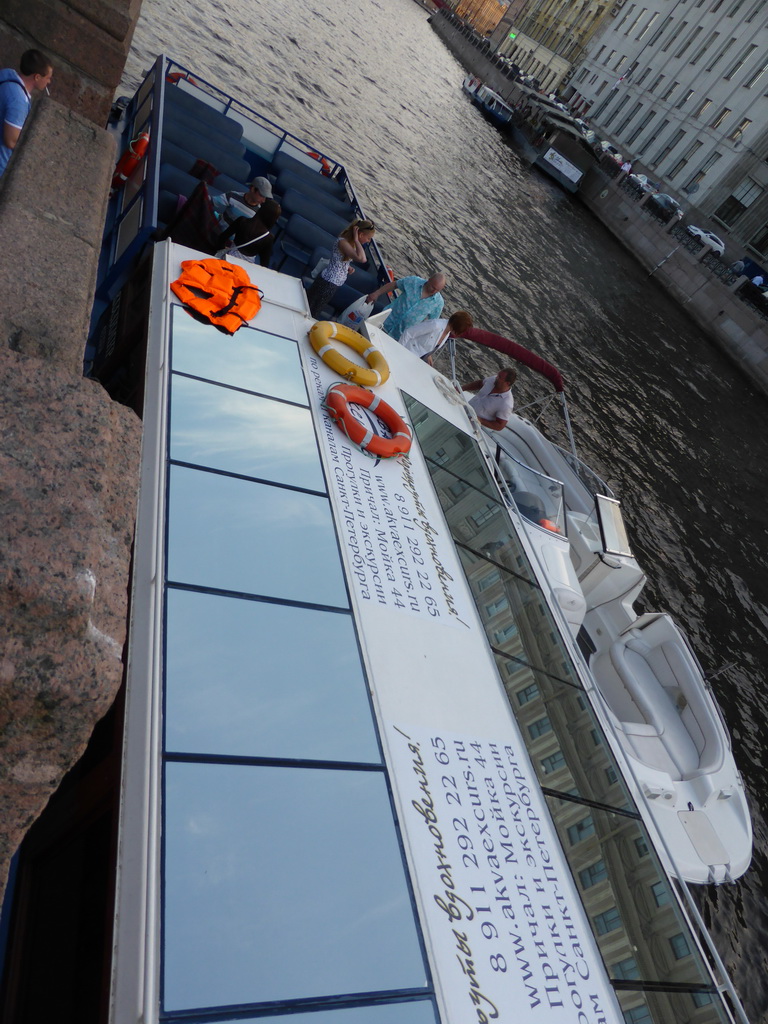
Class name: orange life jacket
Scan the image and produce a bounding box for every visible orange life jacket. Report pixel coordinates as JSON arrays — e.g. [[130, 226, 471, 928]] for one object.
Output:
[[170, 259, 262, 334]]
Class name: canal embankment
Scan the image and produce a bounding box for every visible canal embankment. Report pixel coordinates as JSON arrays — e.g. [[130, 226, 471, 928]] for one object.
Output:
[[430, 12, 768, 396]]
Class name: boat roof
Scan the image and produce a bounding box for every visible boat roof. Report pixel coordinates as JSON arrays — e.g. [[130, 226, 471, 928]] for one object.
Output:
[[110, 238, 746, 1024]]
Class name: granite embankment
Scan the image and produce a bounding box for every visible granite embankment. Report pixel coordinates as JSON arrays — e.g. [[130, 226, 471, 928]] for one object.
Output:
[[0, 2, 142, 902], [431, 13, 768, 395]]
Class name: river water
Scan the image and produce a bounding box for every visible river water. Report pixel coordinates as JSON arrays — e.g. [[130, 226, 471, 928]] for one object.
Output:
[[123, 1, 768, 1017]]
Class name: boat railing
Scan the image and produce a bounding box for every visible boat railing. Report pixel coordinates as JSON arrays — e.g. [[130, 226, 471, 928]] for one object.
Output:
[[97, 55, 388, 306]]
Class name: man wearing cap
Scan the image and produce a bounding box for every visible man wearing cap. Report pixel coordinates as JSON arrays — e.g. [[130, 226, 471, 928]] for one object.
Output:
[[0, 49, 53, 177], [216, 175, 273, 225]]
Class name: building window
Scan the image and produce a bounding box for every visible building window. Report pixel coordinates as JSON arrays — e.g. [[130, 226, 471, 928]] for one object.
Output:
[[604, 94, 631, 126], [692, 992, 714, 1007], [605, 765, 618, 785], [710, 106, 731, 128], [652, 128, 685, 166], [472, 503, 499, 527], [590, 728, 603, 746], [605, 49, 616, 66], [669, 140, 702, 178], [579, 860, 608, 888], [617, 3, 636, 30], [484, 598, 508, 618], [528, 716, 552, 740], [661, 80, 678, 100], [670, 933, 691, 959], [614, 52, 627, 70], [715, 177, 764, 226], [662, 21, 684, 51], [675, 88, 695, 109], [636, 67, 651, 84], [675, 25, 701, 59], [727, 0, 748, 12], [746, 0, 765, 21], [493, 623, 518, 644], [567, 816, 595, 845], [729, 118, 752, 140], [616, 102, 642, 135], [636, 11, 658, 39], [748, 224, 768, 256], [685, 151, 722, 190], [648, 15, 671, 46], [595, 80, 608, 95], [593, 907, 623, 935], [624, 1007, 652, 1024], [743, 59, 768, 88], [648, 72, 665, 93], [694, 97, 712, 118], [541, 750, 566, 774], [613, 957, 640, 981], [724, 44, 758, 80], [690, 32, 719, 65], [651, 880, 670, 906], [638, 118, 668, 156], [516, 682, 540, 705], [477, 568, 501, 591], [635, 835, 649, 858], [626, 8, 646, 34], [706, 37, 735, 73], [628, 110, 656, 143]]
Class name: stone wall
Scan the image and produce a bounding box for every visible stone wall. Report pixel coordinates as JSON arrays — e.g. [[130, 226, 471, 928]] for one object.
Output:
[[0, 98, 142, 895], [0, 0, 142, 125]]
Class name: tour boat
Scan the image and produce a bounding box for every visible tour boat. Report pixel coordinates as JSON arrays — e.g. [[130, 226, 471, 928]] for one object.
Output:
[[462, 74, 515, 126], [3, 56, 750, 1024]]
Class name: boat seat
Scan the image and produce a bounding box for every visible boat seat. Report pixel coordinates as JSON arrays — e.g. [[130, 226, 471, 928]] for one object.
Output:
[[279, 188, 349, 238], [272, 151, 348, 198], [606, 618, 725, 780], [163, 106, 243, 156], [164, 87, 244, 141], [273, 213, 337, 276], [161, 122, 250, 183], [275, 170, 354, 218]]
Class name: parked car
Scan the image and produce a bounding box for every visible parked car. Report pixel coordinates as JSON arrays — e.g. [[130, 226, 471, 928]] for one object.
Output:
[[645, 193, 684, 222], [599, 141, 623, 163], [686, 226, 725, 256], [628, 173, 660, 194]]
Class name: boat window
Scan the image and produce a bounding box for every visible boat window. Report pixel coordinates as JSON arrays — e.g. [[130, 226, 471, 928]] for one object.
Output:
[[404, 395, 731, 1022], [165, 589, 381, 763], [154, 313, 432, 1020], [545, 797, 725, 996], [171, 306, 309, 405], [169, 375, 325, 492], [163, 763, 427, 1012], [496, 448, 567, 533], [197, 1006, 439, 1023], [167, 464, 348, 607]]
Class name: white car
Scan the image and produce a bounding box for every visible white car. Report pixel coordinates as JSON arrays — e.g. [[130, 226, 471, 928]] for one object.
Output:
[[686, 226, 725, 256]]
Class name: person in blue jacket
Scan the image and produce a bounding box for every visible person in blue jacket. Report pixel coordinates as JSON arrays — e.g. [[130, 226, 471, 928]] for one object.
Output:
[[0, 49, 53, 177]]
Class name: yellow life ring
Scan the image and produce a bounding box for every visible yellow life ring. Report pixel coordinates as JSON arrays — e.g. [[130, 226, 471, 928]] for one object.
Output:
[[309, 321, 390, 387]]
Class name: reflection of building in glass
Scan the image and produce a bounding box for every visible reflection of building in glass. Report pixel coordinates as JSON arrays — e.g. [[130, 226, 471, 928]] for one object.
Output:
[[405, 394, 730, 1024]]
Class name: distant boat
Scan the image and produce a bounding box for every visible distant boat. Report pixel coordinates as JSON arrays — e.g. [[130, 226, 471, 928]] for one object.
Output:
[[462, 74, 514, 126]]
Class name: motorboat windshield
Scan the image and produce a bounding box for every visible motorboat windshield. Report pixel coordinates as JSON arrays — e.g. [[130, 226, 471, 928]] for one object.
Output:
[[495, 442, 566, 534]]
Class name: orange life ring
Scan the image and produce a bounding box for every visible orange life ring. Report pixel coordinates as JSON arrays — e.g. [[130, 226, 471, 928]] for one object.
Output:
[[307, 149, 332, 176], [323, 383, 412, 458], [166, 70, 197, 86], [111, 130, 150, 194]]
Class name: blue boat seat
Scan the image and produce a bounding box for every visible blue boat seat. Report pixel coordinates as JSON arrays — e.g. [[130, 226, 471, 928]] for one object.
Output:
[[160, 136, 251, 187], [164, 86, 244, 142], [272, 151, 348, 198], [162, 121, 250, 182], [273, 213, 337, 277], [274, 169, 353, 218], [163, 107, 244, 158], [279, 188, 348, 238]]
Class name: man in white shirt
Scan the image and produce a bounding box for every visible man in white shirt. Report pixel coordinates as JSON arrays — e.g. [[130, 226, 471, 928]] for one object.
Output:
[[398, 310, 473, 365], [464, 367, 517, 431]]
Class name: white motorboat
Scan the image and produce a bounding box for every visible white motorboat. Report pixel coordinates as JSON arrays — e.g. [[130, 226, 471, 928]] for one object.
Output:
[[454, 328, 752, 886]]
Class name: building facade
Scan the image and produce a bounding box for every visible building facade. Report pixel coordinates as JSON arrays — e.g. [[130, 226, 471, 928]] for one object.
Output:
[[565, 0, 768, 258], [490, 0, 613, 92]]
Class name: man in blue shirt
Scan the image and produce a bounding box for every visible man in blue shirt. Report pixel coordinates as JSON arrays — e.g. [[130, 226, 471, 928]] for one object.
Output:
[[0, 49, 53, 177], [366, 272, 446, 340]]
